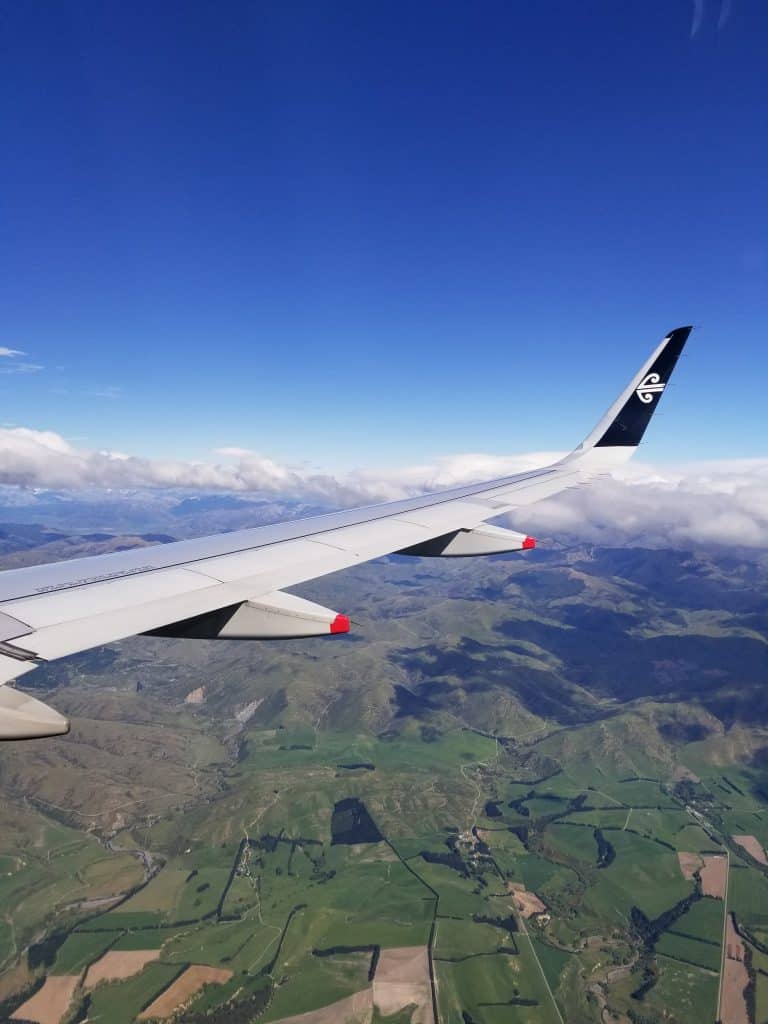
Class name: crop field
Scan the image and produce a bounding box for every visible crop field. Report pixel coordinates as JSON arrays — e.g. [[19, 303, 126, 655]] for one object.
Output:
[[656, 930, 721, 970], [593, 830, 692, 916], [162, 918, 271, 967], [728, 862, 768, 928], [50, 930, 119, 975], [3, 537, 768, 1023], [109, 929, 170, 952], [86, 961, 184, 1023], [437, 951, 562, 1024], [4, 718, 762, 1024], [139, 964, 233, 1019], [262, 950, 371, 1022], [11, 501, 768, 1014], [84, 949, 162, 989], [543, 822, 601, 865], [434, 920, 503, 960], [675, 822, 718, 850], [643, 957, 719, 1021], [671, 896, 725, 939], [529, 936, 571, 996], [563, 806, 628, 829], [622, 807, 692, 846], [516, 853, 572, 895], [111, 867, 189, 914], [11, 973, 80, 1024]]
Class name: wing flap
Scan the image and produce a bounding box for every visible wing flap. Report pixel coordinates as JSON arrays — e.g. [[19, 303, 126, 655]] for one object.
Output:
[[312, 519, 435, 556], [181, 538, 360, 585], [393, 499, 502, 532], [479, 465, 582, 508]]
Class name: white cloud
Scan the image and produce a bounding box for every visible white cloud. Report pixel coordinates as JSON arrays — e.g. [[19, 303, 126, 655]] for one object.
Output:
[[0, 427, 360, 504], [0, 347, 25, 358], [505, 459, 768, 549], [0, 425, 766, 548]]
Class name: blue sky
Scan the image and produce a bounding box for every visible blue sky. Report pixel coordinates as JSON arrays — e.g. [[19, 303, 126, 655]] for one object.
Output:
[[2, 1, 766, 472]]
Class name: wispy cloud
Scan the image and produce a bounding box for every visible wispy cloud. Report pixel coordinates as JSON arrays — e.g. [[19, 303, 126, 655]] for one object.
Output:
[[0, 426, 766, 548], [87, 386, 123, 399], [0, 362, 44, 375], [691, 0, 733, 37], [0, 345, 42, 374], [691, 0, 705, 37]]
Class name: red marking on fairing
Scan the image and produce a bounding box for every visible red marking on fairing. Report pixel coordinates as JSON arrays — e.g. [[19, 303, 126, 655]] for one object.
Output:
[[330, 614, 350, 634], [522, 536, 536, 549]]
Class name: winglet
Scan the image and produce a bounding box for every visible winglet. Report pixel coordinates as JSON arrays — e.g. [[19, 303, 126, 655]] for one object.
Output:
[[578, 326, 692, 453]]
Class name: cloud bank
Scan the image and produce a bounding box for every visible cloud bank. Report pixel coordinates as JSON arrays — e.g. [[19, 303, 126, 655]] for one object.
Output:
[[0, 426, 766, 549], [508, 460, 768, 550]]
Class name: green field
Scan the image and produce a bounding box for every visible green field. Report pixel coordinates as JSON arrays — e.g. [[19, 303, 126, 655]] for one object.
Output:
[[529, 936, 572, 998], [642, 957, 719, 1022], [656, 930, 721, 971], [85, 962, 184, 1024], [1, 719, 753, 1024], [263, 948, 371, 1022], [434, 919, 504, 960], [2, 538, 768, 1023], [50, 930, 119, 975], [729, 863, 768, 930], [585, 829, 693, 923], [437, 951, 562, 1024], [670, 896, 725, 940]]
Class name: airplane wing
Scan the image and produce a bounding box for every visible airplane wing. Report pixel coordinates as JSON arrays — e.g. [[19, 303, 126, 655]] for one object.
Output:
[[0, 327, 691, 739]]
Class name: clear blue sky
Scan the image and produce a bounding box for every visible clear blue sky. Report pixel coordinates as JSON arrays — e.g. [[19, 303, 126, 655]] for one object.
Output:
[[2, 1, 766, 470]]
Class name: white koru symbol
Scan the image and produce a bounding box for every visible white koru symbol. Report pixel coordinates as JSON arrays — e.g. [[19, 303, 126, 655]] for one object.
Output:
[[636, 372, 665, 404]]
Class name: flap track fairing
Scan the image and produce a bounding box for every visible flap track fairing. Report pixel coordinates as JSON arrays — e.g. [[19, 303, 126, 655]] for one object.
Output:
[[399, 524, 535, 558], [0, 685, 70, 740], [146, 589, 350, 640]]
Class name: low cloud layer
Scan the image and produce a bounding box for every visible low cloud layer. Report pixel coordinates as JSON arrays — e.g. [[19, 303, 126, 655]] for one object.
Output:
[[0, 426, 766, 549], [507, 460, 768, 550]]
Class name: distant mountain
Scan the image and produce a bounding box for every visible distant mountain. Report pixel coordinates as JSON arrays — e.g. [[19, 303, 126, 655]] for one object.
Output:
[[4, 522, 766, 769]]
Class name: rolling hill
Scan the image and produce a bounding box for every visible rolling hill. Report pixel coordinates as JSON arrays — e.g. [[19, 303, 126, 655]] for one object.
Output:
[[0, 514, 767, 1023]]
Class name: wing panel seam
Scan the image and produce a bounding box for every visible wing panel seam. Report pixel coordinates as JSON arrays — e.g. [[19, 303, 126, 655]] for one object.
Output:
[[0, 466, 562, 605]]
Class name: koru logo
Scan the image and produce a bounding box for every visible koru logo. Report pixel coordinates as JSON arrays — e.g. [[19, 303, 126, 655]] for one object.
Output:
[[635, 372, 665, 404]]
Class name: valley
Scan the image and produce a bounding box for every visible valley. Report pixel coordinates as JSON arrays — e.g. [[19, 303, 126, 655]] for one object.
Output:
[[0, 512, 767, 1023]]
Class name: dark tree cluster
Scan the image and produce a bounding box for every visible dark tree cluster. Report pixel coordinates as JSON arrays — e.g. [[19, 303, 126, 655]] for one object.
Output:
[[595, 828, 616, 868], [330, 798, 382, 845], [27, 929, 67, 969]]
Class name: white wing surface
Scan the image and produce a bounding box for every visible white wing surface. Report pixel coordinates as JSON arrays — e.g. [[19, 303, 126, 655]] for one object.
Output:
[[0, 327, 691, 738]]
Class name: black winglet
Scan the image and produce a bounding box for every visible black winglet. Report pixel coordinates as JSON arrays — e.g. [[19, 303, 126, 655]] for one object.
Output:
[[594, 326, 692, 448]]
